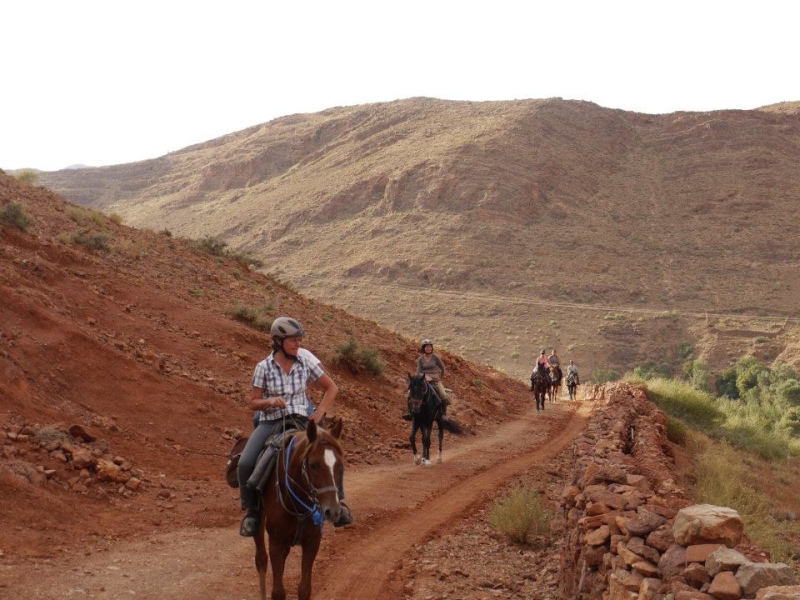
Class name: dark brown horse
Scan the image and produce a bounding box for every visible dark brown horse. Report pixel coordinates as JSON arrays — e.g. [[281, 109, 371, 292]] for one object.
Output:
[[252, 419, 345, 600], [567, 371, 579, 401], [530, 368, 549, 412], [407, 374, 464, 465]]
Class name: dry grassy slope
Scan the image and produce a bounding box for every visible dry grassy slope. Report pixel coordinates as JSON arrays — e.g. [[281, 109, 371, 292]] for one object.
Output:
[[0, 171, 526, 556], [38, 98, 800, 380]]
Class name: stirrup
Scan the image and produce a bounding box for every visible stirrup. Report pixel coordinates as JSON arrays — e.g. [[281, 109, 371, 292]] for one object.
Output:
[[239, 510, 261, 537], [334, 502, 354, 528], [402, 412, 412, 421]]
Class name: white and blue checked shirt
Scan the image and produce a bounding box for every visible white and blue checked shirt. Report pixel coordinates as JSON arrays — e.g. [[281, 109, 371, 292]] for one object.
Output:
[[251, 348, 324, 422]]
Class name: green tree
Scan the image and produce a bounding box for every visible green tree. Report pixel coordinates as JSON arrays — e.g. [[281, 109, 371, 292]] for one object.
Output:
[[634, 361, 673, 381], [716, 367, 739, 399], [735, 356, 767, 399], [683, 359, 711, 392]]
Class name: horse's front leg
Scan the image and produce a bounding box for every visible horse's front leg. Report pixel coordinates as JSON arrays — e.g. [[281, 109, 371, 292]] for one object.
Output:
[[421, 425, 432, 466], [410, 422, 421, 464], [254, 518, 269, 600], [268, 535, 291, 600], [298, 533, 321, 600]]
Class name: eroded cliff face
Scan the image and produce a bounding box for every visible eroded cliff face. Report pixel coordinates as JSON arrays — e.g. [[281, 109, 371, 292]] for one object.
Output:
[[558, 383, 797, 600]]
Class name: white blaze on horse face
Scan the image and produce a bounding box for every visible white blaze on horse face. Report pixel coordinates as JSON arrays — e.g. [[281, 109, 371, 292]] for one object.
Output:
[[323, 448, 338, 491]]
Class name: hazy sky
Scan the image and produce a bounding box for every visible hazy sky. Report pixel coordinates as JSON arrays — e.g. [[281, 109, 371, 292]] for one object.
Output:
[[3, 0, 798, 172]]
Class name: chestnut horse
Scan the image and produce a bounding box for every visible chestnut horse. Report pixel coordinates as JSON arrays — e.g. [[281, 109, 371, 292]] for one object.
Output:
[[548, 364, 563, 403], [252, 418, 345, 600]]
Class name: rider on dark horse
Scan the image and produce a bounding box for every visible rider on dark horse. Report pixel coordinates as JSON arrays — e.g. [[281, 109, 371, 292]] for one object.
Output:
[[403, 338, 450, 420], [534, 349, 552, 384]]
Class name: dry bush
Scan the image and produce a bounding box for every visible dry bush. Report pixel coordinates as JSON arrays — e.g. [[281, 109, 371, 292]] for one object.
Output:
[[489, 485, 552, 544]]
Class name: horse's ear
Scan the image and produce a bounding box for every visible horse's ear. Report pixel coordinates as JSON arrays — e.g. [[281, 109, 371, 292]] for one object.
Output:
[[307, 419, 318, 443], [328, 416, 343, 439]]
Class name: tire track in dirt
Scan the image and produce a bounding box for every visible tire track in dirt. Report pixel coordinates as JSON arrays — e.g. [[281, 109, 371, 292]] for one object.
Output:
[[313, 402, 590, 599], [0, 402, 589, 599]]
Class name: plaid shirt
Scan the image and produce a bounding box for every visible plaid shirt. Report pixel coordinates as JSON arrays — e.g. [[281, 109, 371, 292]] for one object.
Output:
[[251, 349, 324, 422]]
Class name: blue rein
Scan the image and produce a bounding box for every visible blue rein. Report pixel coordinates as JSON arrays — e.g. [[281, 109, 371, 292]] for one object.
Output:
[[283, 436, 324, 528]]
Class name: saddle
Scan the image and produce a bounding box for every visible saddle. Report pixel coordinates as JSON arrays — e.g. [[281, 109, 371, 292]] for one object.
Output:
[[225, 416, 311, 490]]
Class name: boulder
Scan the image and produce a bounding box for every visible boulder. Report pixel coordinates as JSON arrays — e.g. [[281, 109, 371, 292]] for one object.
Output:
[[673, 504, 743, 547], [736, 563, 796, 598]]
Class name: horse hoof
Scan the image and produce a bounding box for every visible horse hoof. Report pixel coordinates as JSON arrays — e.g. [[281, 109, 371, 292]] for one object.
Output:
[[422, 459, 432, 467], [436, 457, 443, 464], [414, 455, 421, 465]]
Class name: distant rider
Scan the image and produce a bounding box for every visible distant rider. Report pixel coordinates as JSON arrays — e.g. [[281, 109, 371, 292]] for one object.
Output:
[[567, 359, 580, 385], [548, 348, 563, 382]]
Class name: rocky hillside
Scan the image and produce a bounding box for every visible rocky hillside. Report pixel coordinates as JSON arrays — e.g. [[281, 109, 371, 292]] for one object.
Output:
[[37, 98, 800, 380], [0, 171, 526, 558]]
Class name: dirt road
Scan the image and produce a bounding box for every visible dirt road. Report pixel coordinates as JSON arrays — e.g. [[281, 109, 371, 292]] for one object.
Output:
[[0, 402, 588, 599]]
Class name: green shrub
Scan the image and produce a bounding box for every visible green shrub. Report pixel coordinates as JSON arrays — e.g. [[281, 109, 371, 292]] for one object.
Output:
[[683, 359, 711, 392], [13, 169, 39, 185], [225, 302, 271, 331], [489, 486, 552, 544], [665, 416, 689, 445], [109, 212, 124, 224], [646, 378, 724, 431], [591, 368, 620, 383], [66, 205, 105, 226], [633, 361, 673, 381], [192, 235, 228, 256], [331, 336, 384, 377], [716, 367, 739, 399], [71, 230, 110, 252], [735, 356, 767, 398], [692, 441, 798, 562], [227, 249, 263, 268], [0, 203, 34, 231]]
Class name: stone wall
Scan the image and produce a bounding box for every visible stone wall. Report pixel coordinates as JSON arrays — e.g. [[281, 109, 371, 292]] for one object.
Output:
[[558, 383, 797, 600]]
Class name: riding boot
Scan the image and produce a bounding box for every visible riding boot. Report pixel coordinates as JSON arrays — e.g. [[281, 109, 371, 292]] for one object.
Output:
[[239, 508, 261, 537], [334, 502, 354, 527]]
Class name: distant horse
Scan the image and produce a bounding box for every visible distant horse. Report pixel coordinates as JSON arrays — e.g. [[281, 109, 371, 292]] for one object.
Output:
[[407, 374, 464, 465], [530, 368, 549, 412], [567, 371, 579, 401], [549, 364, 563, 403], [251, 419, 345, 600]]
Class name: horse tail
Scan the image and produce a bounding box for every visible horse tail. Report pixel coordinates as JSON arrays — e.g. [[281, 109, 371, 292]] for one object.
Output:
[[440, 418, 465, 435]]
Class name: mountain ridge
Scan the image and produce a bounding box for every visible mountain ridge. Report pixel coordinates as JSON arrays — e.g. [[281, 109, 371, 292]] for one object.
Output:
[[38, 97, 800, 379]]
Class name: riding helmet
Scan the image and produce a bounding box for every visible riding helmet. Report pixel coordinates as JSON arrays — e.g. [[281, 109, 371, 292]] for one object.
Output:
[[420, 338, 433, 352], [270, 317, 305, 340]]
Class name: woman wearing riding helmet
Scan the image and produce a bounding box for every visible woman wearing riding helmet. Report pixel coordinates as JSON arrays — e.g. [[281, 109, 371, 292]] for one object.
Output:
[[237, 317, 352, 536], [417, 339, 451, 414]]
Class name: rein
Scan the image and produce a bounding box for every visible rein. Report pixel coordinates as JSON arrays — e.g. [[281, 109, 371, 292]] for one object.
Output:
[[408, 379, 440, 416], [276, 434, 325, 529]]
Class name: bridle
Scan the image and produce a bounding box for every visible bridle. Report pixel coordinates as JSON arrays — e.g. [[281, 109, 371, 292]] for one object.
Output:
[[275, 431, 340, 531], [408, 378, 435, 415]]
